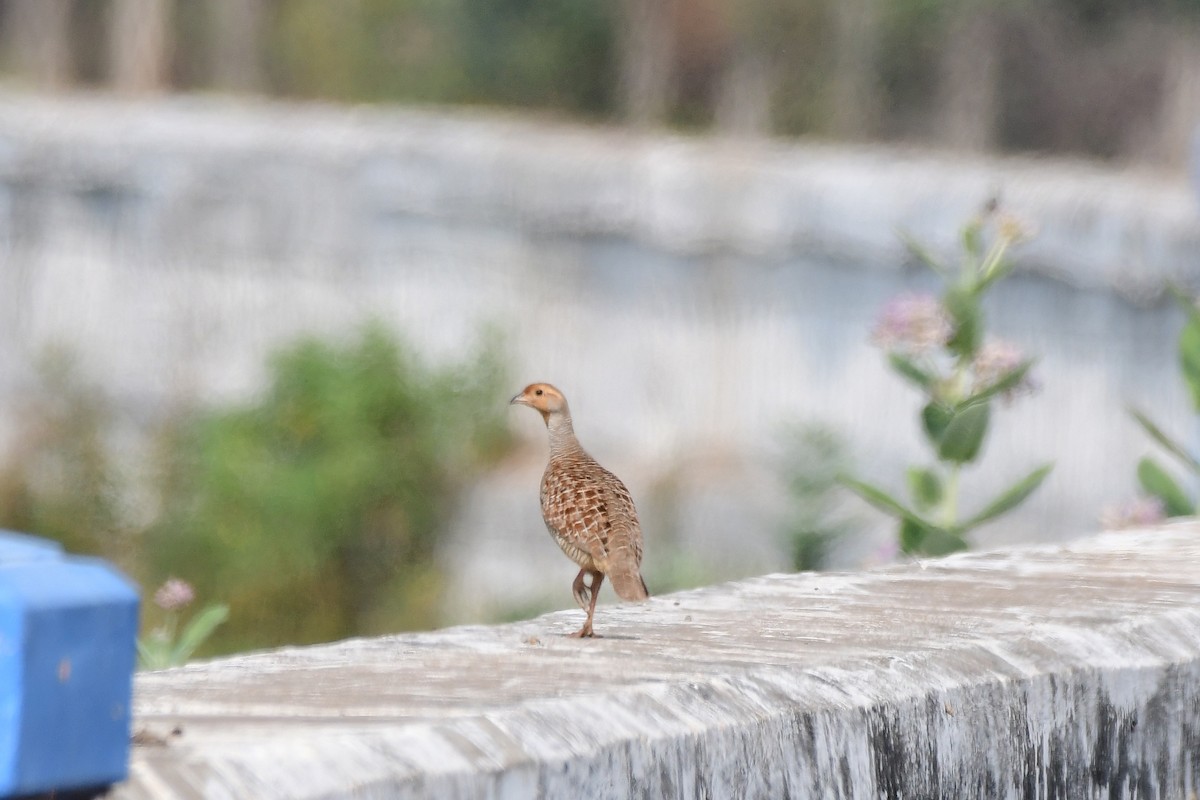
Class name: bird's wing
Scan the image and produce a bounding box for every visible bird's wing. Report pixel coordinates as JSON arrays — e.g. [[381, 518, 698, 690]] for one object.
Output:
[[597, 475, 643, 568], [599, 477, 649, 601], [541, 457, 648, 601]]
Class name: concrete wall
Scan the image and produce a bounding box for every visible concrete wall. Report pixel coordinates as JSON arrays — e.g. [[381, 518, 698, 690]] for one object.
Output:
[[114, 527, 1200, 799], [0, 92, 1195, 616]]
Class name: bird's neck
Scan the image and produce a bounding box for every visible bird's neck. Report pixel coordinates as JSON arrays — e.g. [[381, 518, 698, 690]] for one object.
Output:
[[545, 411, 584, 459]]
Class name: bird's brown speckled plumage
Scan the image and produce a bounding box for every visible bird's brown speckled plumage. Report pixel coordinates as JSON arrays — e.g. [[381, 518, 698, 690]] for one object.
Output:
[[511, 383, 649, 637]]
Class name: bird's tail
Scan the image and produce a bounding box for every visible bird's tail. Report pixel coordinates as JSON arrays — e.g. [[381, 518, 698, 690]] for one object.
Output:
[[604, 522, 649, 601], [608, 566, 650, 602]]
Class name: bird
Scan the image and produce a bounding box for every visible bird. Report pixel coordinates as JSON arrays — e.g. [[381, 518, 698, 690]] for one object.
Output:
[[510, 383, 649, 637]]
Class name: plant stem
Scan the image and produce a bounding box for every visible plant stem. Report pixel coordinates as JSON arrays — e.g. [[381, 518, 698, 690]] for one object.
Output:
[[980, 239, 1010, 282], [942, 464, 961, 528], [950, 359, 970, 405]]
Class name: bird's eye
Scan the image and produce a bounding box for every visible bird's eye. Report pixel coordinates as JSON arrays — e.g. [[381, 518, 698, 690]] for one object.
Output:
[[535, 389, 544, 396]]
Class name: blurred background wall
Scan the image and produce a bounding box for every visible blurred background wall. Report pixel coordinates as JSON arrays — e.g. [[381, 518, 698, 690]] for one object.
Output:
[[0, 0, 1194, 650]]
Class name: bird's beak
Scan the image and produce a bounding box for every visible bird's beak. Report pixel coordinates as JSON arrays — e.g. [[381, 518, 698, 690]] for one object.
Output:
[[510, 392, 529, 406]]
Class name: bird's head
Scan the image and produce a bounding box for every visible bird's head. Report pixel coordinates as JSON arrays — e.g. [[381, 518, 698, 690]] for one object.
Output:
[[510, 382, 568, 423]]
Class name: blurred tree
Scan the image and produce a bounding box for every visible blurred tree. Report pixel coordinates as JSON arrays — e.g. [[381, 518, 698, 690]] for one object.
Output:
[[711, 0, 830, 136], [617, 0, 676, 126], [936, 1, 1003, 151], [875, 0, 947, 140], [5, 0, 73, 89], [269, 0, 615, 114], [2, 0, 1195, 162], [452, 0, 616, 112], [713, 0, 774, 136], [1000, 7, 1168, 158], [829, 0, 884, 139], [1153, 28, 1200, 166], [109, 0, 172, 94], [754, 0, 832, 137], [270, 0, 366, 100], [713, 43, 771, 136], [209, 0, 267, 94], [145, 322, 512, 654]]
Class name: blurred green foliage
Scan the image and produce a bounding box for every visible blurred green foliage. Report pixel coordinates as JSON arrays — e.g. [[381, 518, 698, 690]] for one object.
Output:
[[146, 322, 511, 654], [14, 0, 1195, 159], [1128, 288, 1200, 517], [0, 324, 511, 659], [250, 0, 1197, 157], [267, 0, 616, 115], [779, 424, 863, 571]]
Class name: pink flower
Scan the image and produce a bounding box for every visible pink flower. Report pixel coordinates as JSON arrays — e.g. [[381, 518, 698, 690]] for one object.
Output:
[[871, 293, 954, 354], [865, 539, 901, 567], [154, 578, 195, 611], [1100, 496, 1167, 530], [972, 338, 1037, 399]]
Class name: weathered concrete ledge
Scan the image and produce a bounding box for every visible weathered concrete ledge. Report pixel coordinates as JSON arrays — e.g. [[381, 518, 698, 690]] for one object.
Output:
[[111, 527, 1200, 799]]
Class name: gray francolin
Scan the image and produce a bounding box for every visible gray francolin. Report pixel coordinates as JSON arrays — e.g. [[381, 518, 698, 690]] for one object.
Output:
[[511, 383, 649, 637]]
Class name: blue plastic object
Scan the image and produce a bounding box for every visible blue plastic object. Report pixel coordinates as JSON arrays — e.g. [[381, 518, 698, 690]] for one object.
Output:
[[0, 530, 139, 795]]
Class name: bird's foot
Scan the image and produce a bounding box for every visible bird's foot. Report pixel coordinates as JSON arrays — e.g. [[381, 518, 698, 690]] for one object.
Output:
[[567, 626, 598, 639]]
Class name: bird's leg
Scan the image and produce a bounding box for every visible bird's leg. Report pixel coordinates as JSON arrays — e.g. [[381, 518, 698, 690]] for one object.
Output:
[[569, 571, 604, 638], [571, 568, 592, 609]]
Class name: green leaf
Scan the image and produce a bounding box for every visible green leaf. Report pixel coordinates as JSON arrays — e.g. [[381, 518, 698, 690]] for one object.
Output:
[[919, 527, 970, 556], [839, 475, 923, 522], [899, 517, 968, 556], [1180, 317, 1200, 412], [1136, 457, 1194, 517], [898, 517, 927, 554], [943, 287, 982, 358], [137, 639, 166, 671], [888, 352, 937, 390], [170, 604, 230, 666], [960, 360, 1034, 408], [937, 403, 990, 464], [922, 401, 954, 444], [1129, 407, 1200, 473], [960, 464, 1054, 530], [1168, 287, 1200, 411], [906, 466, 943, 511]]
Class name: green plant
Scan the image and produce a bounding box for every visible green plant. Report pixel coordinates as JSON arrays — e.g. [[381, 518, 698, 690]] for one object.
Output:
[[138, 578, 230, 670], [1125, 287, 1200, 518], [145, 321, 511, 654], [270, 0, 616, 114], [841, 209, 1053, 555], [779, 423, 863, 571], [0, 347, 128, 566]]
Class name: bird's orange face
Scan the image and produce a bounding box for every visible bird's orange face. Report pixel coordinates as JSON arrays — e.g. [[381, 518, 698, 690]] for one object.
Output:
[[510, 383, 567, 422]]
